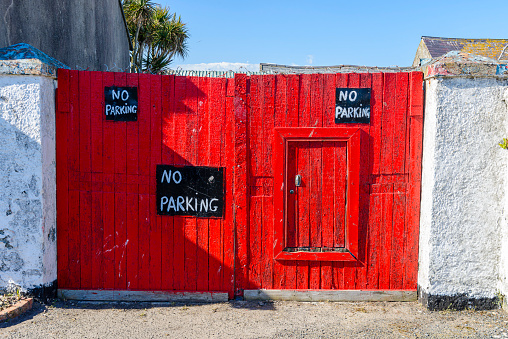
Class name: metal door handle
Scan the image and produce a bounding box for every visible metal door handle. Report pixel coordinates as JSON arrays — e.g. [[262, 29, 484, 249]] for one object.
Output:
[[295, 175, 302, 187], [289, 189, 295, 194]]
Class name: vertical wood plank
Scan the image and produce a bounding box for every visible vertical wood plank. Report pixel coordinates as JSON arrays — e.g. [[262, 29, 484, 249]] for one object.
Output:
[[209, 77, 226, 291], [234, 74, 249, 296], [379, 183, 394, 290], [184, 76, 199, 291], [355, 72, 372, 290], [172, 75, 187, 291], [262, 75, 275, 289], [137, 73, 151, 290], [224, 78, 236, 297], [196, 76, 210, 291], [332, 73, 348, 290], [404, 71, 424, 289], [67, 70, 81, 289], [113, 72, 127, 290], [149, 75, 162, 290], [320, 73, 336, 289], [56, 69, 70, 288], [161, 74, 175, 290], [272, 74, 287, 290], [126, 73, 140, 290], [90, 71, 104, 289], [370, 73, 384, 176], [309, 74, 323, 290]]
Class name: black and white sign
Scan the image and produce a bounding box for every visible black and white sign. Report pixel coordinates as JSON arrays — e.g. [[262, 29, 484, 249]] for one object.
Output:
[[104, 86, 138, 121], [335, 88, 371, 124], [156, 165, 224, 217]]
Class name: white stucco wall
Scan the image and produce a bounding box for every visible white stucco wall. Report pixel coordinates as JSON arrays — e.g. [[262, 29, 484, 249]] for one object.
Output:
[[419, 77, 508, 300], [0, 73, 56, 292]]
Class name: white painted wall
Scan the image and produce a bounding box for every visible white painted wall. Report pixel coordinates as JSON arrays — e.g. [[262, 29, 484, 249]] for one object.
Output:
[[419, 77, 508, 300], [0, 72, 56, 292]]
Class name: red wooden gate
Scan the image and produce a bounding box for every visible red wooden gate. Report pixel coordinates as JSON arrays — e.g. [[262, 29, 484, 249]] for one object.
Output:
[[56, 70, 423, 298]]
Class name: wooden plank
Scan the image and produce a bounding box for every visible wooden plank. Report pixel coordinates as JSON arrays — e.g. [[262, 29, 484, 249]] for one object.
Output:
[[370, 73, 384, 176], [333, 73, 348, 290], [172, 76, 187, 291], [196, 76, 210, 292], [272, 74, 287, 290], [137, 73, 151, 290], [184, 76, 199, 291], [297, 74, 311, 290], [208, 77, 226, 292], [403, 72, 424, 289], [391, 184, 406, 289], [224, 78, 236, 297], [56, 69, 70, 288], [320, 73, 336, 290], [126, 73, 139, 290], [261, 75, 275, 289], [90, 71, 104, 289], [113, 72, 127, 290], [249, 196, 262, 289], [161, 74, 175, 290], [58, 290, 228, 302], [233, 74, 249, 296], [380, 73, 396, 176], [355, 72, 373, 290], [67, 70, 81, 289], [308, 74, 323, 289], [284, 74, 299, 290], [367, 190, 381, 289], [101, 71, 116, 290], [244, 289, 417, 302], [149, 75, 162, 290], [379, 183, 394, 290], [393, 73, 409, 175]]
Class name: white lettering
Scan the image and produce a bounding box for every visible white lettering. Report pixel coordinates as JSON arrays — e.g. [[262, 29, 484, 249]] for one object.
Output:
[[349, 90, 357, 102], [177, 196, 184, 211], [161, 170, 172, 183], [209, 198, 219, 212], [200, 199, 209, 212], [167, 196, 176, 211], [105, 104, 112, 115], [339, 91, 347, 101], [160, 196, 168, 211], [173, 171, 182, 184], [112, 89, 121, 100], [121, 90, 129, 101], [186, 196, 194, 211]]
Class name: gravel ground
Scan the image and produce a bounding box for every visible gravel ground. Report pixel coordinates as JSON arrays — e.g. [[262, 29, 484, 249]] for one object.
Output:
[[1, 300, 508, 338]]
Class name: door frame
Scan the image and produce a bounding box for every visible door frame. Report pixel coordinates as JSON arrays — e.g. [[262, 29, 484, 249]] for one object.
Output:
[[273, 127, 361, 261]]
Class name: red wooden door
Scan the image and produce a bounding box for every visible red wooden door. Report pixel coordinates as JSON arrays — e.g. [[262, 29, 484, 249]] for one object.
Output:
[[286, 140, 347, 250], [56, 71, 236, 297]]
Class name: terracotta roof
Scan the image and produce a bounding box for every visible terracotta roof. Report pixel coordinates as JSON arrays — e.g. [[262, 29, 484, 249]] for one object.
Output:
[[422, 36, 508, 60]]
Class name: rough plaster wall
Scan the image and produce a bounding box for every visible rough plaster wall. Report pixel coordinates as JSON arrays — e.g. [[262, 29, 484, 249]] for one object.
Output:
[[419, 77, 508, 298], [500, 88, 508, 298], [0, 75, 56, 291]]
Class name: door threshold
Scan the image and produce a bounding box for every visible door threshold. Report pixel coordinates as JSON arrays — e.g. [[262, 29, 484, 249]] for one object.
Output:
[[58, 289, 228, 302], [244, 289, 417, 302]]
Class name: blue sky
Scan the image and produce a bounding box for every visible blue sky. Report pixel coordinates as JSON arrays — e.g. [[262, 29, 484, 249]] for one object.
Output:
[[158, 0, 507, 69]]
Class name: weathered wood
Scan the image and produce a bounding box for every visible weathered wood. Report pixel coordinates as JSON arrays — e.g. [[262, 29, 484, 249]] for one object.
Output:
[[58, 290, 228, 302], [244, 289, 417, 302]]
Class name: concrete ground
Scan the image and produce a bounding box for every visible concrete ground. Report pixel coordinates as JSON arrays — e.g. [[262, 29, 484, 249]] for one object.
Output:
[[1, 300, 508, 338]]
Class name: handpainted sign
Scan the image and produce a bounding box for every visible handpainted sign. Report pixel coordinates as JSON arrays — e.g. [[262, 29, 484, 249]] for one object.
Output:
[[156, 165, 224, 217], [104, 86, 138, 121], [335, 88, 371, 124]]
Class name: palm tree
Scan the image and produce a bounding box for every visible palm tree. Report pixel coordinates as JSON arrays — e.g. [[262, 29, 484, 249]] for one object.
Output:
[[123, 0, 189, 73]]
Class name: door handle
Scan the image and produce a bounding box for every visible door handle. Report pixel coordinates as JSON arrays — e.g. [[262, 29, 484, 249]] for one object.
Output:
[[295, 175, 302, 187]]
